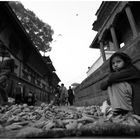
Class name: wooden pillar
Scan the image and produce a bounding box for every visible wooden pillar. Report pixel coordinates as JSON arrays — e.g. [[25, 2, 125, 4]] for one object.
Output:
[[110, 25, 119, 50], [99, 41, 106, 62], [125, 5, 138, 37], [19, 60, 22, 78]]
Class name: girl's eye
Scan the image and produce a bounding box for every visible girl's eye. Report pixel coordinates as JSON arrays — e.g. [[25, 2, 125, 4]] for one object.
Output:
[[112, 62, 115, 65], [116, 60, 121, 63]]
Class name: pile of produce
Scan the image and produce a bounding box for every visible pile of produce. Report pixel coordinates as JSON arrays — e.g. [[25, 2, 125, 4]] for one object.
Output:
[[0, 100, 140, 138]]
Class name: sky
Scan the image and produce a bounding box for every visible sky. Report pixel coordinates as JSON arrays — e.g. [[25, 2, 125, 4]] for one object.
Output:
[[22, 0, 102, 88]]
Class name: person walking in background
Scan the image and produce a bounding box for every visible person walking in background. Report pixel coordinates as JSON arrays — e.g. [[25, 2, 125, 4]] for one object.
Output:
[[0, 73, 9, 105], [68, 86, 75, 106], [60, 83, 68, 106], [26, 91, 36, 106], [100, 52, 140, 116], [54, 85, 61, 106], [0, 58, 13, 105], [15, 82, 23, 104]]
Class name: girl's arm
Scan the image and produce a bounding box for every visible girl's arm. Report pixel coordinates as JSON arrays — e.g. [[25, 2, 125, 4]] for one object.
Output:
[[100, 73, 110, 90], [100, 66, 140, 90], [108, 66, 140, 84], [100, 79, 109, 90]]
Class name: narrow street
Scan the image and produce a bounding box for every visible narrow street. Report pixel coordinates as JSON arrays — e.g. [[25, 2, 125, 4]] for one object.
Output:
[[1, 1, 140, 138]]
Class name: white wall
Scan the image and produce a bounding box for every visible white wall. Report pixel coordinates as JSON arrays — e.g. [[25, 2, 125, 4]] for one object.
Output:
[[87, 51, 115, 77]]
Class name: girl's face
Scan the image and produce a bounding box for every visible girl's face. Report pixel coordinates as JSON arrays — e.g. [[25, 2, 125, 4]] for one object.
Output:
[[111, 56, 125, 72]]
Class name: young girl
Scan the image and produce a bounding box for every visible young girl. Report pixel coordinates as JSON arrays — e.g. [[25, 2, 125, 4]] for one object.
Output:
[[101, 52, 140, 116]]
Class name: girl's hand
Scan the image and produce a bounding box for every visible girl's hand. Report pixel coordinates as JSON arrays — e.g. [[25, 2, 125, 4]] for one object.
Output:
[[100, 77, 109, 90]]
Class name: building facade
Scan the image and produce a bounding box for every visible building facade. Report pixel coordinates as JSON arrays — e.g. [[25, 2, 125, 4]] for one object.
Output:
[[86, 51, 115, 77], [75, 1, 140, 106], [0, 2, 60, 103]]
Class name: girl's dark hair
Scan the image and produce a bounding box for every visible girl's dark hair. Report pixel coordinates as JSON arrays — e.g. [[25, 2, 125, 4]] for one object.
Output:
[[109, 52, 132, 72]]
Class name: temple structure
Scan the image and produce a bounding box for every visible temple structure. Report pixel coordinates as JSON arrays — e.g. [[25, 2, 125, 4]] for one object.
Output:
[[75, 1, 140, 106], [0, 2, 60, 103]]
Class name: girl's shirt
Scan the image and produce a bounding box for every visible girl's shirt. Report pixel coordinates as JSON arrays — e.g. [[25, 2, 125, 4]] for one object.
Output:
[[108, 82, 132, 111]]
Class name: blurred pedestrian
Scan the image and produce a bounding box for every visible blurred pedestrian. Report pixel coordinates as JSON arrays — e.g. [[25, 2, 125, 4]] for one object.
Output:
[[60, 83, 68, 106], [26, 91, 36, 106], [0, 58, 12, 105], [68, 86, 75, 106], [15, 82, 23, 104], [54, 85, 61, 106]]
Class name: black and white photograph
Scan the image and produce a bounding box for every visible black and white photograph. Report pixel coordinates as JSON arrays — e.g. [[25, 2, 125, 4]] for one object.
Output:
[[0, 0, 140, 138]]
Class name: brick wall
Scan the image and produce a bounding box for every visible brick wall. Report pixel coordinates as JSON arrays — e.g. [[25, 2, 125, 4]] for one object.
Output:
[[74, 35, 140, 106]]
